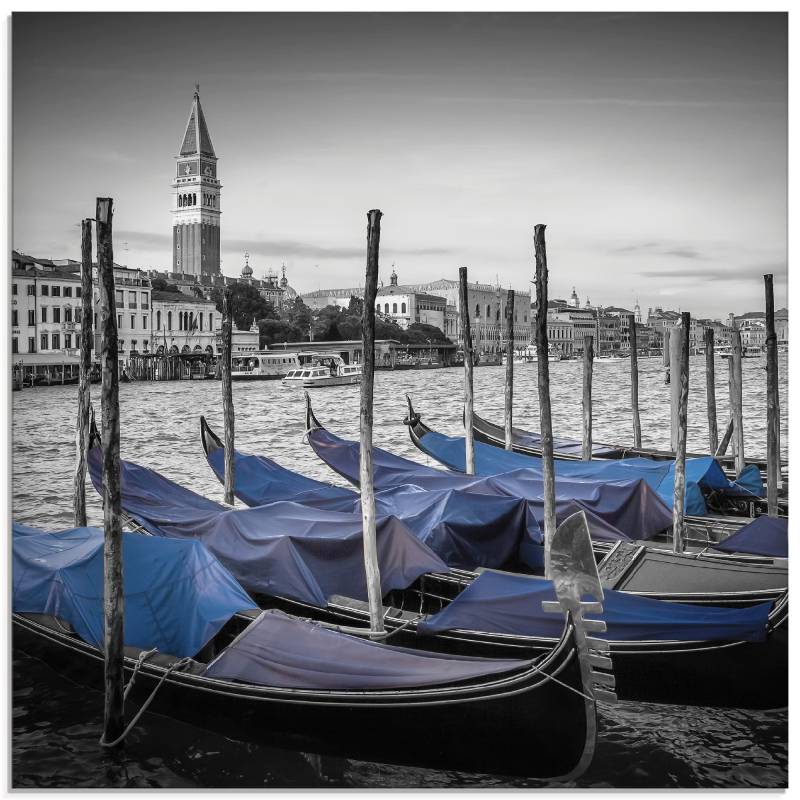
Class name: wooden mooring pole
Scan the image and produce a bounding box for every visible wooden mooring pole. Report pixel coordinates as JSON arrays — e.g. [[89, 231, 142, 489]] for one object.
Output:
[[96, 198, 125, 747], [672, 312, 690, 552], [221, 288, 235, 505], [662, 326, 671, 384], [361, 209, 385, 635], [73, 218, 93, 527], [582, 335, 594, 460], [504, 289, 515, 450], [459, 267, 475, 474], [628, 314, 641, 449], [533, 224, 556, 578], [669, 324, 682, 452], [729, 329, 745, 476], [764, 274, 781, 512], [704, 328, 719, 454]]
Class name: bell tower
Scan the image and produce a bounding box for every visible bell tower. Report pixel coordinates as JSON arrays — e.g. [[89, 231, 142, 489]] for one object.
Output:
[[172, 86, 221, 276]]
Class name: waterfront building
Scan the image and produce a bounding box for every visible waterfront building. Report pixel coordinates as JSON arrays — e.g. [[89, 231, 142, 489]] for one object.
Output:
[[547, 316, 574, 357], [300, 288, 360, 311], [406, 278, 531, 354], [374, 269, 448, 331], [172, 86, 221, 277], [151, 290, 218, 355]]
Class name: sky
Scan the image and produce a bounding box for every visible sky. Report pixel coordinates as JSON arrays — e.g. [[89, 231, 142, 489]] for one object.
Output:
[[13, 12, 787, 319]]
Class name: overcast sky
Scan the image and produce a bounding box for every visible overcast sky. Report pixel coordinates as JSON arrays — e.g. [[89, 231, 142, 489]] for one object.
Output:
[[13, 12, 786, 318]]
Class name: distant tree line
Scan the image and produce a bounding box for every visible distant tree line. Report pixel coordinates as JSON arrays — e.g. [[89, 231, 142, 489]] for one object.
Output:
[[209, 287, 451, 349]]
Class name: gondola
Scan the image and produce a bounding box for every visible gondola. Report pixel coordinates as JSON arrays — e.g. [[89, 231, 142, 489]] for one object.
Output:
[[301, 397, 787, 607], [468, 406, 788, 500], [405, 397, 782, 520], [12, 519, 609, 781], [197, 417, 787, 709]]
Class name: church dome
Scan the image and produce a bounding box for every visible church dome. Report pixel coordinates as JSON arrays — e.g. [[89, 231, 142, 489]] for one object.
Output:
[[241, 252, 253, 279]]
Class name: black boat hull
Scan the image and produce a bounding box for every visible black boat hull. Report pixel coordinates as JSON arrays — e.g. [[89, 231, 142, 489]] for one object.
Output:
[[13, 612, 596, 781]]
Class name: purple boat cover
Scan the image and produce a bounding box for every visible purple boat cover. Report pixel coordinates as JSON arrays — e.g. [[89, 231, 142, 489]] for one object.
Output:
[[308, 428, 673, 542], [203, 609, 529, 689], [87, 447, 448, 608], [712, 515, 788, 558]]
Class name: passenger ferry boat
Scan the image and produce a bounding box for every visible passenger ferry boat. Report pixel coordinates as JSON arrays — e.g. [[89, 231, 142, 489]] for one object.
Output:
[[231, 352, 300, 381], [282, 354, 362, 388]]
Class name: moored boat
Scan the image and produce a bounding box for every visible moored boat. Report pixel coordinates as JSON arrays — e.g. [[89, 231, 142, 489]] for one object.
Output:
[[282, 354, 362, 388], [232, 351, 300, 380]]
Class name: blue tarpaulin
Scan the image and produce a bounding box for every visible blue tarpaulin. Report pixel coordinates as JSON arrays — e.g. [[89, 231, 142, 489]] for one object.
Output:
[[207, 446, 544, 570], [87, 447, 448, 608], [12, 522, 256, 657], [411, 427, 764, 516], [713, 515, 788, 558], [418, 570, 772, 643], [204, 608, 529, 689], [308, 427, 673, 542]]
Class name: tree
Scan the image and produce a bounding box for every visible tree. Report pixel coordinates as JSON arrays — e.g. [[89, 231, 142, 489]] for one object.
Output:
[[313, 305, 343, 341], [151, 276, 179, 293], [210, 283, 272, 331]]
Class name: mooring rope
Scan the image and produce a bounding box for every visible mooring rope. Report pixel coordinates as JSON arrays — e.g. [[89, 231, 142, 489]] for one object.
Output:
[[99, 651, 192, 748]]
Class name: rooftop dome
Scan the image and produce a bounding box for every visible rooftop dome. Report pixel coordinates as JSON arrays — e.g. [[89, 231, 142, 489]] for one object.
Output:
[[241, 252, 253, 279]]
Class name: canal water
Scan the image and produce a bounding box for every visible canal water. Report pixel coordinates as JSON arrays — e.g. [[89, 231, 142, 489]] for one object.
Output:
[[12, 354, 788, 788]]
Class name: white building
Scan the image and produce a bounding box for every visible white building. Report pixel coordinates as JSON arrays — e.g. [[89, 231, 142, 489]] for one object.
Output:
[[374, 269, 448, 331], [151, 290, 218, 355]]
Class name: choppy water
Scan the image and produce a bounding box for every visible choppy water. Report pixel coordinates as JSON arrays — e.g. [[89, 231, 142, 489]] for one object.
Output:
[[12, 354, 788, 788]]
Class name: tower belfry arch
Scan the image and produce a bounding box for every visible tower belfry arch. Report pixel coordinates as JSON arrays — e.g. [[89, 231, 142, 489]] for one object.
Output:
[[172, 86, 221, 276]]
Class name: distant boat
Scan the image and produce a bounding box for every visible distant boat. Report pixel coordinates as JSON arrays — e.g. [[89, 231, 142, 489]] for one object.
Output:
[[283, 354, 361, 388], [232, 351, 299, 381]]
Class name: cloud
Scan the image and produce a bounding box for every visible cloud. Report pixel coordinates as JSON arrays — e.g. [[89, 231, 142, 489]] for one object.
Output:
[[116, 229, 452, 260], [640, 262, 787, 281], [611, 240, 708, 260]]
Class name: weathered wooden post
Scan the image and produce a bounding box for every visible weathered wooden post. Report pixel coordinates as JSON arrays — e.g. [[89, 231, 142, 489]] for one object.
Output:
[[627, 313, 641, 449], [459, 267, 475, 474], [73, 218, 94, 527], [504, 289, 515, 450], [221, 288, 235, 505], [96, 198, 124, 746], [729, 328, 745, 476], [764, 274, 781, 513], [716, 416, 734, 457], [361, 209, 386, 635], [662, 326, 671, 384], [672, 312, 690, 552], [704, 328, 718, 454], [669, 324, 682, 452], [533, 224, 556, 578], [582, 335, 594, 460]]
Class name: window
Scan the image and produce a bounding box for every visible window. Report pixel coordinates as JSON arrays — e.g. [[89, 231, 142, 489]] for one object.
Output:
[[131, 340, 138, 352], [12, 283, 17, 295], [53, 308, 61, 324], [128, 291, 137, 309], [28, 337, 35, 353], [384, 303, 389, 313], [119, 340, 125, 351], [486, 305, 491, 318], [64, 333, 72, 349], [199, 312, 203, 330], [401, 303, 406, 313], [143, 340, 149, 352], [12, 337, 18, 354], [141, 292, 149, 310], [27, 285, 35, 296], [392, 303, 397, 314], [28, 310, 35, 326], [41, 333, 49, 350], [41, 285, 49, 296], [76, 287, 82, 298], [52, 286, 61, 297], [64, 307, 72, 323], [64, 287, 72, 297], [475, 304, 480, 317], [41, 307, 48, 323], [209, 313, 213, 330], [376, 303, 380, 311], [12, 310, 18, 326], [168, 311, 173, 330], [131, 315, 135, 329], [156, 310, 161, 329], [143, 315, 148, 329], [116, 289, 124, 305], [52, 333, 60, 350], [117, 314, 122, 329]]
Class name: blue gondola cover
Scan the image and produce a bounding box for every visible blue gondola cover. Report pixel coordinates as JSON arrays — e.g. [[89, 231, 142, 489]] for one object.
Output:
[[207, 447, 544, 570], [12, 522, 257, 657], [410, 427, 764, 516], [204, 609, 529, 689], [713, 515, 788, 558], [418, 570, 772, 643], [307, 427, 674, 542], [87, 447, 449, 608]]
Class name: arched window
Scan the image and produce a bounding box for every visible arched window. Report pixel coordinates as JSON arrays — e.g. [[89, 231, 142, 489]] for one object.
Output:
[[376, 303, 380, 311], [167, 311, 172, 331], [487, 304, 491, 319], [178, 196, 182, 208], [392, 303, 397, 313], [156, 310, 161, 330], [192, 193, 196, 206], [384, 303, 389, 313], [475, 303, 480, 317], [401, 302, 406, 313], [496, 308, 500, 321], [209, 313, 213, 330], [199, 312, 204, 330]]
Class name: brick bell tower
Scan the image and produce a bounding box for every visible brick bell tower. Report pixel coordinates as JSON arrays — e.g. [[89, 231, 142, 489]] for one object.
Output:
[[172, 85, 221, 276]]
